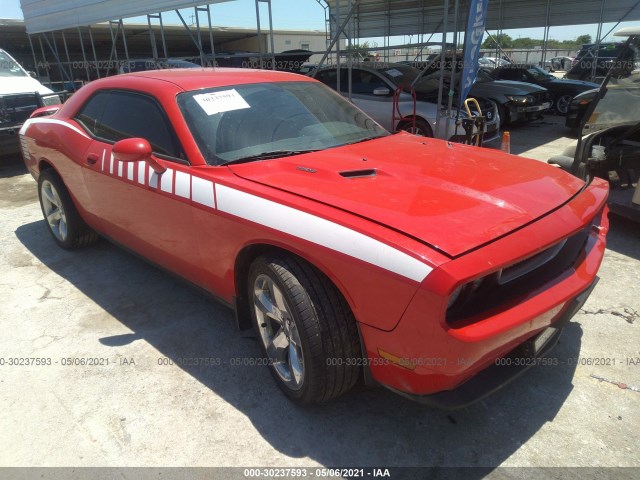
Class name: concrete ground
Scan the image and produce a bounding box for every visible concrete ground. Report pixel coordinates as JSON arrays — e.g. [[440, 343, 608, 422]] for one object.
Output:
[[0, 115, 639, 475]]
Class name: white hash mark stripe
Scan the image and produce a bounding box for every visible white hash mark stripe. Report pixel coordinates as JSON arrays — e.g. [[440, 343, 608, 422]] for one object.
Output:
[[137, 162, 145, 185], [174, 171, 190, 199], [191, 176, 215, 208], [149, 165, 159, 188], [215, 184, 432, 282], [160, 168, 174, 193]]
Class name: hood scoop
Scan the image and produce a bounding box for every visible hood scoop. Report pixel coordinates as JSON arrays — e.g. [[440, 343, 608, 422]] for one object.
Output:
[[339, 169, 377, 179]]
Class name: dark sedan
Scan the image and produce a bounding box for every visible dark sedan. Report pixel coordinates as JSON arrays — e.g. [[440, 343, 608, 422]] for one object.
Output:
[[489, 64, 599, 115]]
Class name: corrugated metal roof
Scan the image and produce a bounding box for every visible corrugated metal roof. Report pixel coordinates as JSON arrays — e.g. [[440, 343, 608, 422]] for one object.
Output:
[[324, 0, 640, 38], [20, 0, 235, 34]]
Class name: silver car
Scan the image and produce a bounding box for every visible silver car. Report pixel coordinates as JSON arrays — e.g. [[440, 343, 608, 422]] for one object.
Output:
[[314, 63, 500, 142]]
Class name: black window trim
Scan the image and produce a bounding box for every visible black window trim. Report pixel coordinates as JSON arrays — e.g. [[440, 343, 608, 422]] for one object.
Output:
[[74, 88, 190, 166]]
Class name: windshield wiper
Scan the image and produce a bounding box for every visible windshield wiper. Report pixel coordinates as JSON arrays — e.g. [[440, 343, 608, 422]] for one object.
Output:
[[221, 149, 320, 166], [342, 135, 387, 146]]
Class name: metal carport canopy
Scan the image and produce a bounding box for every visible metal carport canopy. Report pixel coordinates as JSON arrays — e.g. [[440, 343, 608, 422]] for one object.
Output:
[[323, 0, 640, 38], [20, 0, 236, 34]]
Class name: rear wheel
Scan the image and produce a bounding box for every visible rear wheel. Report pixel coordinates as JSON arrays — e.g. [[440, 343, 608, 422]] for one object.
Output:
[[397, 118, 433, 137], [248, 253, 361, 404], [38, 169, 99, 250]]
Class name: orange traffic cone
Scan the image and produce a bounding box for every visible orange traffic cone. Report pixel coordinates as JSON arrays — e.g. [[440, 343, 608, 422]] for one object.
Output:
[[501, 131, 510, 154]]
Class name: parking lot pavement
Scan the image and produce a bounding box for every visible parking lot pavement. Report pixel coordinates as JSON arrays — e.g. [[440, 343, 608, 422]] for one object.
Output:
[[1, 118, 639, 473], [492, 113, 577, 161]]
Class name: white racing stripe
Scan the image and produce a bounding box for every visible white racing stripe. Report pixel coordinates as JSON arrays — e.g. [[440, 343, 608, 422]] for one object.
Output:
[[19, 117, 90, 138], [215, 184, 432, 283], [20, 119, 432, 282]]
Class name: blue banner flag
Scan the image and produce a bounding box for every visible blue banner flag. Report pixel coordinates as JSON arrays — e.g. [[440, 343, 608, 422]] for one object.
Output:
[[460, 0, 489, 104]]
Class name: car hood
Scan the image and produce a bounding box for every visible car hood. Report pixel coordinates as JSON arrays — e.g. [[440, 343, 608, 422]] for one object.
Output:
[[228, 134, 585, 257], [471, 80, 547, 97], [0, 76, 53, 96]]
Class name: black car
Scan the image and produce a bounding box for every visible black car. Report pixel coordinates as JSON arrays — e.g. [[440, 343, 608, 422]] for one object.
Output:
[[565, 88, 598, 132], [565, 42, 633, 81], [489, 64, 599, 115]]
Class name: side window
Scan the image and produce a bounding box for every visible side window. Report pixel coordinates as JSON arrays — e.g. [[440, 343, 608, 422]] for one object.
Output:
[[75, 92, 109, 136], [76, 90, 185, 160], [351, 70, 388, 95], [315, 70, 338, 90], [499, 69, 518, 81], [99, 91, 184, 159]]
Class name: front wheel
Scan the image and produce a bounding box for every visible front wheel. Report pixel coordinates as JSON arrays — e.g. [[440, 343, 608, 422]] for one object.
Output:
[[554, 94, 573, 116], [248, 253, 361, 404], [38, 169, 99, 250]]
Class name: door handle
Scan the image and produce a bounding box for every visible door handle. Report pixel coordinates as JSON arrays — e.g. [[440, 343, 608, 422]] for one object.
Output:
[[86, 153, 99, 165]]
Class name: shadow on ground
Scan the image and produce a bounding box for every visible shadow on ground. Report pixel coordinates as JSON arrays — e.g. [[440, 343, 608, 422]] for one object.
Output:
[[16, 219, 583, 472], [0, 152, 28, 178], [606, 214, 640, 261]]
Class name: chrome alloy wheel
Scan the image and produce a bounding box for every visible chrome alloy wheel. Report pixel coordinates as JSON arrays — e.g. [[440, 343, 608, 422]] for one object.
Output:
[[253, 274, 304, 390], [40, 180, 68, 242]]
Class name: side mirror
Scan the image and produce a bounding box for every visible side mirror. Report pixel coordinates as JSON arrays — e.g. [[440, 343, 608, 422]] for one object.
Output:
[[28, 71, 37, 78], [373, 87, 391, 96], [112, 138, 166, 173]]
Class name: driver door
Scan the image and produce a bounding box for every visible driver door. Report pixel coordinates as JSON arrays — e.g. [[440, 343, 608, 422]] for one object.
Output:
[[76, 89, 203, 282]]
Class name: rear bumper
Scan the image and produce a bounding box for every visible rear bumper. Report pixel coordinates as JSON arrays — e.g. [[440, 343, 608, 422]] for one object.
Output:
[[385, 279, 597, 409]]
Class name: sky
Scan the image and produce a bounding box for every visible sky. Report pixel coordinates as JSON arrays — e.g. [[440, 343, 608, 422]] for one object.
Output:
[[1, 0, 636, 43]]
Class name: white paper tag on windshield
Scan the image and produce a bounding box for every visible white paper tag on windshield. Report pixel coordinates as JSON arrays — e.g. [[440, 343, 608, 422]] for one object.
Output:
[[385, 68, 403, 77], [194, 89, 250, 115]]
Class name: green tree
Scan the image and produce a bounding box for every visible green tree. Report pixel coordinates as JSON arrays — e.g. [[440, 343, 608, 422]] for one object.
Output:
[[481, 33, 513, 49], [576, 34, 593, 45], [345, 42, 372, 60], [512, 37, 539, 49]]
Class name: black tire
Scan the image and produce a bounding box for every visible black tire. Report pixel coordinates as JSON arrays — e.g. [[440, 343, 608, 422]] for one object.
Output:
[[248, 253, 361, 404], [397, 118, 433, 137], [554, 94, 573, 116], [37, 169, 99, 250]]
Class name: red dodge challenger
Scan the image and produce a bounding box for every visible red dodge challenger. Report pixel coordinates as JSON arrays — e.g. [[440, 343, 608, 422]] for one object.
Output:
[[19, 69, 609, 407]]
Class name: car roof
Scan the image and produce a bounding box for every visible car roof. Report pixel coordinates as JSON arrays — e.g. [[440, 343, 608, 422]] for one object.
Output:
[[108, 68, 313, 91]]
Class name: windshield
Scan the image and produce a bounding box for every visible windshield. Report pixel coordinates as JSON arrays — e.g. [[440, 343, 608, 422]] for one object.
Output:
[[476, 69, 493, 83], [177, 81, 388, 165], [585, 35, 640, 132], [526, 66, 554, 81], [0, 51, 28, 77], [378, 65, 423, 86]]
